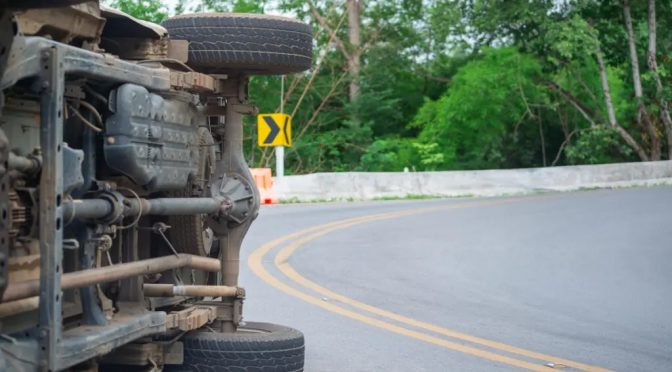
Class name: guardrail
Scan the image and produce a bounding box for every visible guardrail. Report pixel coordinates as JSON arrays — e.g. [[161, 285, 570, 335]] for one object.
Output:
[[272, 161, 672, 202]]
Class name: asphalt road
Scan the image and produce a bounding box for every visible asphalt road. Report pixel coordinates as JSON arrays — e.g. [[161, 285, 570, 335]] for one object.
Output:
[[239, 187, 672, 372]]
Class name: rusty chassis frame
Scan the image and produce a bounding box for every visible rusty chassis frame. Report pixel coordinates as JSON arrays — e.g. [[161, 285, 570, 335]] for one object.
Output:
[[0, 34, 259, 371]]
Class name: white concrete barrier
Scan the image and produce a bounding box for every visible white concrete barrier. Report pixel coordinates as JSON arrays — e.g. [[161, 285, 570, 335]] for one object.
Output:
[[273, 161, 672, 201]]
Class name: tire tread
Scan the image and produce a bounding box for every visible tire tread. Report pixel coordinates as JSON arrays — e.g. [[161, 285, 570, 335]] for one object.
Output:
[[166, 322, 305, 372], [163, 13, 312, 75]]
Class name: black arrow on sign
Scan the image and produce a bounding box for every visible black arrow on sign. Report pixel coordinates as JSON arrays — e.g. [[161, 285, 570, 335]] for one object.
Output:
[[262, 116, 280, 144], [282, 116, 290, 145]]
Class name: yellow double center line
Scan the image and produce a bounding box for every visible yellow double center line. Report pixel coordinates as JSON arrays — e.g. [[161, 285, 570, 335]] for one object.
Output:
[[248, 198, 610, 371]]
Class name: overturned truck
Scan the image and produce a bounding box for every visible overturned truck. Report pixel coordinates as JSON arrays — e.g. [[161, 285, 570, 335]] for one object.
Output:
[[0, 1, 311, 370]]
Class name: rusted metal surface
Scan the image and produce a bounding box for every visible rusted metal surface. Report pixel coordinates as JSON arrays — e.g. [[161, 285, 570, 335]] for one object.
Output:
[[202, 78, 260, 333], [0, 296, 38, 317], [2, 254, 220, 302], [194, 300, 244, 325], [103, 37, 169, 60], [1, 37, 171, 91], [101, 341, 184, 366], [199, 102, 259, 117], [15, 2, 105, 43], [57, 308, 167, 370], [75, 106, 109, 327], [7, 254, 40, 282], [170, 70, 216, 93], [166, 305, 218, 331], [215, 90, 256, 287], [167, 39, 189, 62], [143, 284, 240, 298], [7, 191, 29, 241], [37, 45, 65, 371], [0, 1, 90, 8], [100, 6, 167, 38], [0, 4, 304, 368]]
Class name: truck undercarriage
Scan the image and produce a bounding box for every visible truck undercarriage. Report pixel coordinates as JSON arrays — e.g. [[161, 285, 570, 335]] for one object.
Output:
[[0, 2, 311, 370]]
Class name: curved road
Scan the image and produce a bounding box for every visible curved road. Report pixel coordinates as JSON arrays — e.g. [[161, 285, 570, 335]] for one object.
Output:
[[240, 187, 672, 371]]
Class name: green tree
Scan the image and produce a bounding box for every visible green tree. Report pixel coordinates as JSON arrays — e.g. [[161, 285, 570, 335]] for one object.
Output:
[[107, 0, 168, 23], [106, 0, 672, 172], [417, 48, 551, 169]]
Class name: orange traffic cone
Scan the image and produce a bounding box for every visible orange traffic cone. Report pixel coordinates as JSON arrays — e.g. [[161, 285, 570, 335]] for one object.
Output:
[[250, 168, 279, 204]]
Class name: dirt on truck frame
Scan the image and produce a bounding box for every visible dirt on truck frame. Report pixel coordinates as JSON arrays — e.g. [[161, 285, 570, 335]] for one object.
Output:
[[0, 1, 311, 370]]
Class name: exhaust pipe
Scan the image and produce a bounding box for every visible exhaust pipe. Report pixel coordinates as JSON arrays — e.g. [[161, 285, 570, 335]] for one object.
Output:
[[143, 284, 242, 298], [1, 254, 220, 302]]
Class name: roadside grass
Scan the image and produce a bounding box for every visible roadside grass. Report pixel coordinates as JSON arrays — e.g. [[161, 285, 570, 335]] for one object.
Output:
[[280, 194, 458, 204], [372, 194, 445, 201], [279, 197, 358, 204]]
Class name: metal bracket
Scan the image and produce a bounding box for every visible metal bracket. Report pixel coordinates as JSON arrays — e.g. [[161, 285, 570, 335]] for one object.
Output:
[[170, 70, 216, 93], [194, 297, 244, 326], [102, 341, 184, 367], [37, 44, 65, 372], [214, 77, 249, 102], [200, 102, 258, 116], [166, 306, 217, 331], [62, 143, 84, 194], [167, 39, 189, 62]]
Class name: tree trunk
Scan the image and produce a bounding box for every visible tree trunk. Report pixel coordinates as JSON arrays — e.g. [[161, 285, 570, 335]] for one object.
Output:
[[646, 0, 672, 159], [347, 0, 361, 105], [538, 115, 547, 166], [541, 79, 599, 127], [596, 49, 649, 161], [624, 0, 660, 159], [596, 51, 618, 129]]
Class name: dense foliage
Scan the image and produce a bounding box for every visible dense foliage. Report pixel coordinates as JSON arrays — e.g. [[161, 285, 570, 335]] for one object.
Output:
[[108, 0, 672, 174]]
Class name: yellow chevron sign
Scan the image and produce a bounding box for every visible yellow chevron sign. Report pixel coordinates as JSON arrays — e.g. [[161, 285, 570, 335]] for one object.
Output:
[[257, 113, 292, 147]]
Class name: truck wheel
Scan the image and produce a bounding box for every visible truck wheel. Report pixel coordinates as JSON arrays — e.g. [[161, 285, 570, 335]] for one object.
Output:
[[162, 13, 312, 75], [166, 322, 305, 372]]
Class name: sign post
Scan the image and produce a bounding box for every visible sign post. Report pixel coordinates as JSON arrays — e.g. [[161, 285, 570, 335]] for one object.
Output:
[[276, 75, 285, 178], [257, 77, 291, 177], [275, 146, 284, 178]]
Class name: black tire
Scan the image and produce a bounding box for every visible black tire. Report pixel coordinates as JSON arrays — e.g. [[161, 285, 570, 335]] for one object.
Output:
[[166, 322, 305, 372], [162, 13, 312, 75]]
